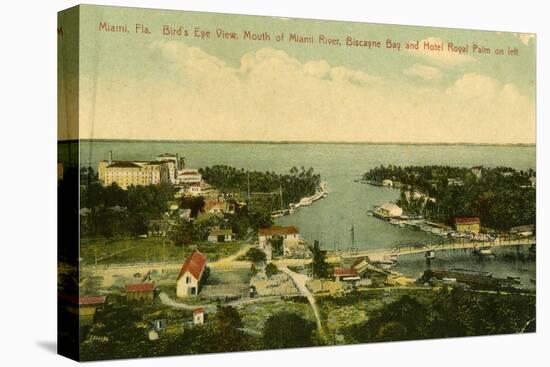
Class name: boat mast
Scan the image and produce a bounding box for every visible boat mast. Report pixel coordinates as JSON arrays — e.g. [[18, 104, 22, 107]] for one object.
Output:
[[350, 219, 357, 253]]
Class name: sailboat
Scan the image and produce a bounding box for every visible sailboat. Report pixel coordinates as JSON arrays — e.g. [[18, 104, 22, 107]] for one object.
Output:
[[271, 184, 289, 218]]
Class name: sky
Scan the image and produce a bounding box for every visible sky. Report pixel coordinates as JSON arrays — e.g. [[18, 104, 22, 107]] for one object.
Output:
[[59, 5, 536, 144]]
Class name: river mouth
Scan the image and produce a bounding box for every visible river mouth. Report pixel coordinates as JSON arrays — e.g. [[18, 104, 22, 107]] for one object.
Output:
[[78, 140, 536, 288]]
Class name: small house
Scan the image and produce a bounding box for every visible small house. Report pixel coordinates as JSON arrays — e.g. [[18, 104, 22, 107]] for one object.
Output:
[[471, 166, 483, 179], [176, 250, 207, 298], [382, 179, 393, 187], [207, 228, 235, 243], [193, 308, 205, 325], [60, 294, 106, 326], [258, 226, 300, 249], [333, 267, 360, 282], [454, 217, 480, 234], [376, 202, 403, 218], [126, 283, 156, 302]]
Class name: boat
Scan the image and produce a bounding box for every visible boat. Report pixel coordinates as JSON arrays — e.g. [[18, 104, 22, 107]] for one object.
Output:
[[270, 209, 287, 219], [473, 247, 494, 257], [425, 250, 436, 260]]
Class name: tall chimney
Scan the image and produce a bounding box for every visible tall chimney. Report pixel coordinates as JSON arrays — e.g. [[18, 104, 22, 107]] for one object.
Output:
[[108, 150, 113, 164]]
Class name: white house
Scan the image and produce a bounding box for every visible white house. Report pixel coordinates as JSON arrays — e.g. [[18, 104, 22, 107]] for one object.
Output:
[[193, 308, 205, 325], [382, 179, 393, 187], [258, 226, 300, 249], [176, 250, 207, 298], [258, 226, 302, 259], [207, 228, 235, 243], [177, 169, 202, 185], [377, 202, 403, 218]]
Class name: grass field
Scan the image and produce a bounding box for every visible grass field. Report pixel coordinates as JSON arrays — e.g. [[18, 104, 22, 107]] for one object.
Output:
[[80, 237, 243, 265]]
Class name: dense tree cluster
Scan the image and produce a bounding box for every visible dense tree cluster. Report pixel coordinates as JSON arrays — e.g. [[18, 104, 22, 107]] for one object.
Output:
[[80, 179, 174, 237], [80, 305, 317, 360], [363, 165, 535, 230], [346, 288, 535, 343], [199, 165, 321, 207]]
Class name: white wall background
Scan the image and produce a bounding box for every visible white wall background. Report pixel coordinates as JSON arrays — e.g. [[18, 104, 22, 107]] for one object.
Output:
[[0, 0, 546, 366]]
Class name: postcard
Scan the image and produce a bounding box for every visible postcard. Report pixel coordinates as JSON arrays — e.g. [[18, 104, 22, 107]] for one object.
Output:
[[58, 4, 536, 361]]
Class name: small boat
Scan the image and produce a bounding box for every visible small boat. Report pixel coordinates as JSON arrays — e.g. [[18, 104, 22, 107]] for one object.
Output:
[[473, 247, 494, 257], [425, 250, 436, 260], [270, 209, 288, 218]]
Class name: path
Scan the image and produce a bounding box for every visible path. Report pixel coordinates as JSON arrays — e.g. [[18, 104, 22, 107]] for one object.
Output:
[[279, 265, 322, 332]]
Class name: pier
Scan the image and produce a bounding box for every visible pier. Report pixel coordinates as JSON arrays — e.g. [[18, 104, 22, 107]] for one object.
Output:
[[332, 236, 535, 260]]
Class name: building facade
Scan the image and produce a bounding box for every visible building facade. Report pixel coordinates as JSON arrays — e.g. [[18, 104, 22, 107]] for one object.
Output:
[[454, 217, 481, 233], [126, 283, 156, 302], [98, 160, 170, 189]]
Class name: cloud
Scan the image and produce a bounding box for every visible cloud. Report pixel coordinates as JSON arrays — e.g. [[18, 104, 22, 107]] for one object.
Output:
[[79, 42, 534, 144], [403, 63, 442, 80], [406, 37, 477, 67]]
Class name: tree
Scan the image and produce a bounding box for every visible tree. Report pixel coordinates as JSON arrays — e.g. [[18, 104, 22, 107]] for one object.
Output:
[[265, 263, 279, 278], [169, 219, 194, 246], [262, 312, 316, 349], [249, 263, 258, 277], [309, 240, 331, 279], [268, 235, 284, 257], [244, 248, 267, 264]]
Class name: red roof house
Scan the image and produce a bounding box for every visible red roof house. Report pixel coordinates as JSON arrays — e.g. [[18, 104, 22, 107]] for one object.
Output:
[[177, 250, 207, 298], [125, 282, 156, 302]]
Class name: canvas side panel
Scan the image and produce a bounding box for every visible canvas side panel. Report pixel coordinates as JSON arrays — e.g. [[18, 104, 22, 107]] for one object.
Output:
[[57, 5, 80, 362]]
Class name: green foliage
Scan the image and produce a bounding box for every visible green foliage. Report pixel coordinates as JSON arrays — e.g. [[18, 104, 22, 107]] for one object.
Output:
[[268, 235, 284, 257], [346, 288, 536, 343], [199, 165, 321, 207], [309, 240, 331, 279], [249, 263, 259, 277], [265, 263, 279, 278], [364, 165, 535, 230], [262, 312, 317, 349], [80, 179, 175, 237], [244, 248, 267, 264], [169, 219, 195, 246]]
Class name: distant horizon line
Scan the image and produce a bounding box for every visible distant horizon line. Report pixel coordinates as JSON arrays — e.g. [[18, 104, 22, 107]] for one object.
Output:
[[59, 138, 536, 147]]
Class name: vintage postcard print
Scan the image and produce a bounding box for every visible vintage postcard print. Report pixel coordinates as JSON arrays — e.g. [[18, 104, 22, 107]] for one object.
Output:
[[58, 5, 536, 361]]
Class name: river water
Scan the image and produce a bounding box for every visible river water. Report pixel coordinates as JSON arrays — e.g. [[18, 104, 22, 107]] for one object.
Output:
[[80, 141, 536, 287]]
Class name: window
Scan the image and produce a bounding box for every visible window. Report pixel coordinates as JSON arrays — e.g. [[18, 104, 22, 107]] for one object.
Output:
[[191, 287, 196, 295], [186, 276, 190, 284]]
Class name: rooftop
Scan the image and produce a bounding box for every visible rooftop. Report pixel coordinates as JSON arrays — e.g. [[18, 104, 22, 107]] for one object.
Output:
[[178, 250, 207, 281], [259, 226, 299, 236], [209, 228, 233, 236], [454, 217, 480, 224], [107, 161, 141, 168], [333, 267, 358, 277], [125, 283, 156, 292]]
